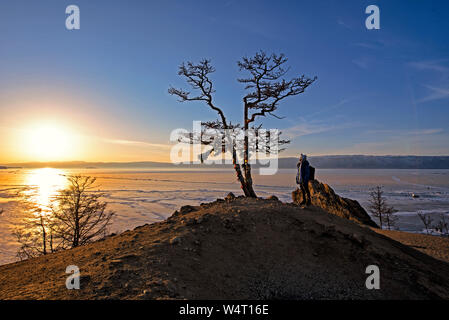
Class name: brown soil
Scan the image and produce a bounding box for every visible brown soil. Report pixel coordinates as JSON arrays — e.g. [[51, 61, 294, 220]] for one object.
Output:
[[374, 229, 449, 264], [1, 197, 449, 300]]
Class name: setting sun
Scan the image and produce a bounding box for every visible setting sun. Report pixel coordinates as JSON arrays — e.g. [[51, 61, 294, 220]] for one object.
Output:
[[22, 123, 77, 161]]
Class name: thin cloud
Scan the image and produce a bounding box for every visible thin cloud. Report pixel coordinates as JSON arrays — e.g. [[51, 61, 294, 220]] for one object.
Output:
[[337, 18, 351, 29], [352, 57, 370, 69], [353, 42, 383, 50], [283, 121, 353, 139], [409, 128, 444, 135], [408, 60, 449, 103], [408, 60, 449, 74], [417, 85, 449, 103], [366, 128, 444, 136], [104, 138, 171, 149], [305, 98, 354, 119]]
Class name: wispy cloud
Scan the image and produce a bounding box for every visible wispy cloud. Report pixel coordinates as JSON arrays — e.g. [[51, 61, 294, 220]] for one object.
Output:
[[352, 57, 371, 69], [337, 18, 351, 29], [304, 98, 354, 119], [352, 42, 383, 50], [408, 128, 444, 135], [103, 138, 171, 149], [408, 60, 449, 74], [408, 59, 449, 103], [365, 128, 444, 136], [283, 120, 353, 139], [417, 85, 449, 103]]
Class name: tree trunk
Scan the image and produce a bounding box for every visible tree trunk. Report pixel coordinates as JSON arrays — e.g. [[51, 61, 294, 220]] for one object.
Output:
[[241, 102, 257, 198], [232, 147, 251, 197], [40, 216, 47, 255]]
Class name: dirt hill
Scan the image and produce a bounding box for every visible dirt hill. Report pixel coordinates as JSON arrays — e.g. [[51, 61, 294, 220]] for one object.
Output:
[[1, 196, 449, 299]]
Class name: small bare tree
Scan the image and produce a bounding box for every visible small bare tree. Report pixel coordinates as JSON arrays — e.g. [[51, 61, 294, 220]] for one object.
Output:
[[434, 214, 448, 236], [51, 175, 115, 248], [417, 212, 433, 235], [14, 208, 59, 260], [169, 51, 316, 197], [14, 175, 114, 260], [368, 186, 397, 230]]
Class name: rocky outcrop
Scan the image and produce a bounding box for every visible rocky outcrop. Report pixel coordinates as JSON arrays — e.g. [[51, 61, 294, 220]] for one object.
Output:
[[292, 180, 378, 228]]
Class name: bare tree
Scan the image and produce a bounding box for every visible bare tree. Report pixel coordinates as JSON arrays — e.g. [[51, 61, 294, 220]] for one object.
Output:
[[368, 186, 397, 230], [14, 175, 114, 260], [169, 51, 316, 197], [13, 208, 58, 260], [435, 214, 449, 236], [51, 175, 114, 248], [417, 212, 433, 235], [383, 206, 398, 230]]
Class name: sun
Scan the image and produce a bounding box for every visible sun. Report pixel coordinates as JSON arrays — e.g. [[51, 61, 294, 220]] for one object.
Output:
[[22, 123, 77, 161]]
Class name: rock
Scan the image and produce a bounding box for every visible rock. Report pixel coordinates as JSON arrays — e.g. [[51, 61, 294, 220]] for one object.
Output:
[[116, 253, 139, 261], [292, 180, 378, 228], [170, 236, 182, 245], [225, 192, 236, 201], [267, 195, 279, 201], [196, 216, 204, 224], [180, 205, 196, 215], [184, 218, 196, 226], [347, 233, 365, 246], [109, 259, 123, 267]]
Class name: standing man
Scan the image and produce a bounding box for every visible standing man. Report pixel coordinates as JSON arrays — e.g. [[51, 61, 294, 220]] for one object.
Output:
[[296, 154, 311, 206]]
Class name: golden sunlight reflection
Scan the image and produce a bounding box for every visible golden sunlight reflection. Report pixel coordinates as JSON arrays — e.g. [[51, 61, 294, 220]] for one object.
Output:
[[24, 168, 68, 213]]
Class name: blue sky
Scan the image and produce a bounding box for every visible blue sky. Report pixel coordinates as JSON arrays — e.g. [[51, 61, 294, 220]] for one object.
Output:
[[1, 0, 449, 162]]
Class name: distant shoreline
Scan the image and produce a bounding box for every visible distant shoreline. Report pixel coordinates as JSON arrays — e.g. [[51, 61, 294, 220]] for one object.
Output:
[[3, 155, 449, 170]]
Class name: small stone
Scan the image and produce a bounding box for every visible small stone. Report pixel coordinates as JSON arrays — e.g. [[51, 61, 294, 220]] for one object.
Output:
[[180, 205, 196, 215], [225, 192, 236, 201], [109, 259, 123, 267], [170, 236, 182, 245], [196, 216, 204, 224]]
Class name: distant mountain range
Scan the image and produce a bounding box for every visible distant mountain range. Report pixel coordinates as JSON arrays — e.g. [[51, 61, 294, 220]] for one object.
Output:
[[2, 155, 449, 169]]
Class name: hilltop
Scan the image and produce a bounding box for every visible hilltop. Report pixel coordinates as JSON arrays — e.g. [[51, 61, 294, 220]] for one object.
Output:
[[1, 196, 449, 300]]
